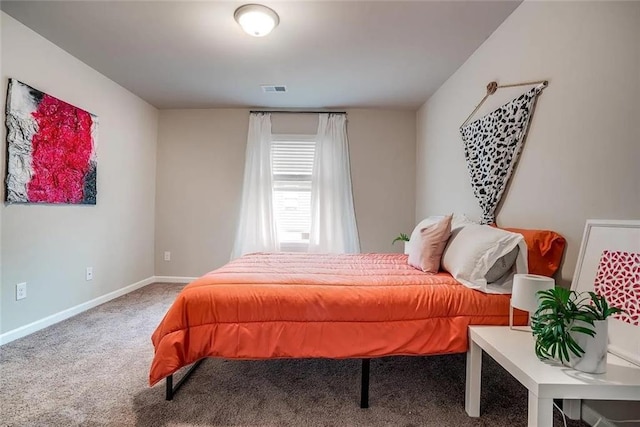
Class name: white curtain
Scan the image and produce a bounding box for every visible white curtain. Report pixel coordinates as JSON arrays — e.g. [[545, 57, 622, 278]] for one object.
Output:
[[309, 114, 360, 253], [231, 113, 279, 259]]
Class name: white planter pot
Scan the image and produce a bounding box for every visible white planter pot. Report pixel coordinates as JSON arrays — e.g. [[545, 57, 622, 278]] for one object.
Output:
[[568, 319, 608, 374], [404, 241, 410, 255]]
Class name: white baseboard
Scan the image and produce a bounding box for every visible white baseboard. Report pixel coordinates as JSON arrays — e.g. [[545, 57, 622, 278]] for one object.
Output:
[[0, 276, 156, 346], [153, 276, 197, 283]]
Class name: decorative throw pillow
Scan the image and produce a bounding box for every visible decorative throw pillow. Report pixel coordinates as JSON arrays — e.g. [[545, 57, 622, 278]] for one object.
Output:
[[408, 215, 452, 273], [500, 227, 566, 277], [441, 225, 528, 294], [485, 246, 519, 283], [406, 215, 447, 262]]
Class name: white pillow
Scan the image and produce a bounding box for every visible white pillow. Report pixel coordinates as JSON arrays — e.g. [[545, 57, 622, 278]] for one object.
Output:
[[451, 214, 479, 231], [441, 225, 528, 294]]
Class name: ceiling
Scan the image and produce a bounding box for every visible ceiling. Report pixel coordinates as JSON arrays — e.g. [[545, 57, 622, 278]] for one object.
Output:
[[1, 1, 521, 110]]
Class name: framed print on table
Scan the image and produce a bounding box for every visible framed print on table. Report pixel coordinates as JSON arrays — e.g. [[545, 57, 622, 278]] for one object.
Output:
[[572, 219, 640, 366]]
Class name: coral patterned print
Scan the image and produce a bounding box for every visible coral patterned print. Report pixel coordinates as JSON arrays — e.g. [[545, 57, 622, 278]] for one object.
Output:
[[594, 250, 640, 326]]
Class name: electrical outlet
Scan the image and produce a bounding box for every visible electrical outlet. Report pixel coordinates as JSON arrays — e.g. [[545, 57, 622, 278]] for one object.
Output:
[[86, 267, 93, 281], [16, 282, 27, 300], [164, 251, 171, 261]]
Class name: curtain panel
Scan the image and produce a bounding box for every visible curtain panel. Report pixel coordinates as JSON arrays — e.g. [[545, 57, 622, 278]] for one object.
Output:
[[309, 114, 360, 253], [231, 113, 279, 259]]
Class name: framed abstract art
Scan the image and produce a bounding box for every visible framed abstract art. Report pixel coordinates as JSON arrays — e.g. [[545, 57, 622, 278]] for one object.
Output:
[[572, 219, 640, 366], [5, 79, 98, 204]]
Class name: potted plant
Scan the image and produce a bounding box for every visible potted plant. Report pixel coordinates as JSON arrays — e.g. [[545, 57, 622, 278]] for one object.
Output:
[[531, 287, 624, 374], [392, 233, 410, 254]]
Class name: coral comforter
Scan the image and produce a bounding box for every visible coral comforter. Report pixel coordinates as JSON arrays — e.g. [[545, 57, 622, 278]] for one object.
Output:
[[150, 253, 525, 386]]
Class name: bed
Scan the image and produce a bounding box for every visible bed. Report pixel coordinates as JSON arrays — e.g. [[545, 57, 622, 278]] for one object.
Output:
[[150, 251, 536, 404]]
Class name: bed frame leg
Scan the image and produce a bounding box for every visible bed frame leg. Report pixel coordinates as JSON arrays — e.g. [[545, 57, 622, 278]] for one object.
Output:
[[165, 359, 205, 401], [166, 374, 174, 400], [165, 359, 368, 405], [360, 358, 370, 409]]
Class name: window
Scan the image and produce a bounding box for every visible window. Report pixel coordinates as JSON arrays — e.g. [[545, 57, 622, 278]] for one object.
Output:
[[271, 135, 316, 251], [233, 114, 358, 259]]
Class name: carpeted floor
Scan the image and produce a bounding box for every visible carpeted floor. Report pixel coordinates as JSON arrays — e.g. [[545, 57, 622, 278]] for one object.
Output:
[[0, 283, 588, 426]]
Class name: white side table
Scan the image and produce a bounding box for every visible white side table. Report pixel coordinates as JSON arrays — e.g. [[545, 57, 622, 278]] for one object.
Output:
[[466, 326, 640, 427]]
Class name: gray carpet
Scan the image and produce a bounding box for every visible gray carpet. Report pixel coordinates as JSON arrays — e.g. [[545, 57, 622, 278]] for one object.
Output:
[[0, 283, 587, 426]]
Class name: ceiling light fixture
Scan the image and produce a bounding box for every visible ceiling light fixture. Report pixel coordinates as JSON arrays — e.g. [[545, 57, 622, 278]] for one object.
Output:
[[234, 4, 280, 37]]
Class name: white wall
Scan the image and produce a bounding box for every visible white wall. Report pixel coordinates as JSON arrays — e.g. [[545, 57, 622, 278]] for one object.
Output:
[[0, 12, 158, 334], [416, 2, 640, 423], [416, 1, 640, 285], [347, 109, 416, 254], [154, 109, 247, 277], [155, 109, 416, 276]]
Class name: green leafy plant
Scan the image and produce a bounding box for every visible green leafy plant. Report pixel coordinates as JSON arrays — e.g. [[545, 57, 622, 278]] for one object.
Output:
[[531, 287, 624, 364], [582, 292, 625, 320], [392, 233, 410, 245]]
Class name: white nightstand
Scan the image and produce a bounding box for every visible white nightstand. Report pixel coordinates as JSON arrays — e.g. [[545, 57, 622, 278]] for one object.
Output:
[[465, 326, 640, 427]]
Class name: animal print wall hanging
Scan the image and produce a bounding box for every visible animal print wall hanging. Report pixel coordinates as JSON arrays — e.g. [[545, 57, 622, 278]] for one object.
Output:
[[459, 82, 546, 224]]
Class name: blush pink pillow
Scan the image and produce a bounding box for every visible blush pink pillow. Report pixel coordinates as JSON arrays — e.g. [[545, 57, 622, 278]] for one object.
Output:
[[408, 215, 452, 273]]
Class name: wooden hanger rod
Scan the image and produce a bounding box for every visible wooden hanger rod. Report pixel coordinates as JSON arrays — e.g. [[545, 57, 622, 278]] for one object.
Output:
[[461, 79, 548, 128], [497, 79, 548, 89]]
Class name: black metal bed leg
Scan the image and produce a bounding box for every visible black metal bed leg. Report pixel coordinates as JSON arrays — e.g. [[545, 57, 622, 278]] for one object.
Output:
[[165, 359, 205, 401], [360, 358, 370, 409], [165, 374, 174, 400]]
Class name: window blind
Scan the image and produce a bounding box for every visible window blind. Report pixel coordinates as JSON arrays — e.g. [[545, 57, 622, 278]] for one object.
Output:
[[271, 139, 315, 250], [272, 140, 315, 178]]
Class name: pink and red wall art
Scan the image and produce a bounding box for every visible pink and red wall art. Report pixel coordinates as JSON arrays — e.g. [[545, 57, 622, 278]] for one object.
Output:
[[595, 250, 640, 326], [5, 79, 97, 204]]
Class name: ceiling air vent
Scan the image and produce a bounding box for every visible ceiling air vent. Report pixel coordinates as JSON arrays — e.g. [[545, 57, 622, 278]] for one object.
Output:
[[261, 85, 287, 93]]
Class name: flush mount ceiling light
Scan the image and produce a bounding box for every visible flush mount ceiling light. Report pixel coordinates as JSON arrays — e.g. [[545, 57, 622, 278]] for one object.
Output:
[[234, 4, 280, 37]]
